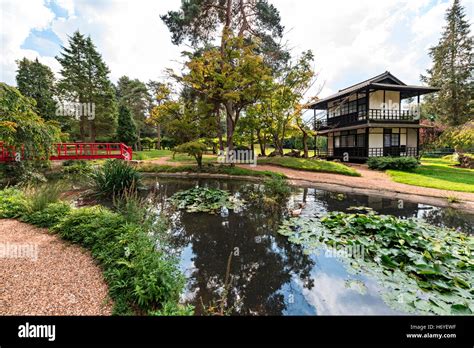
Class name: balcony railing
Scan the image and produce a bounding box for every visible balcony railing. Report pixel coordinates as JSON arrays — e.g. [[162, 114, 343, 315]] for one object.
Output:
[[365, 109, 419, 122], [323, 109, 419, 128], [325, 147, 418, 158], [368, 147, 418, 157]]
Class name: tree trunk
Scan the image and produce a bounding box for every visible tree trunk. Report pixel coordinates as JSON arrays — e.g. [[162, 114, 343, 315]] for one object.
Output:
[[250, 128, 255, 153], [215, 105, 224, 151], [79, 116, 86, 142], [225, 101, 236, 152], [89, 119, 96, 143], [257, 130, 266, 156], [273, 134, 284, 156], [196, 154, 203, 168], [302, 131, 309, 158], [137, 129, 142, 151], [156, 124, 161, 149]]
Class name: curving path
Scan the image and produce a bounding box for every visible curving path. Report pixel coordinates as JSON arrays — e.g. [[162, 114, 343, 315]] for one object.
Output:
[[0, 219, 112, 315]]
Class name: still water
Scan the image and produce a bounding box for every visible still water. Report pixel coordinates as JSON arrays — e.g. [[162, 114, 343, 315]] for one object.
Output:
[[144, 178, 474, 316]]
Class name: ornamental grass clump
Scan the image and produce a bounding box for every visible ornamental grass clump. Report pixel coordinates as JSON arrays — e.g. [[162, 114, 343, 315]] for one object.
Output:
[[91, 159, 141, 198]]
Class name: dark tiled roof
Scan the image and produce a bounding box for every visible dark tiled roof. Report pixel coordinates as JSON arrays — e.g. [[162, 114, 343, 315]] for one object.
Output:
[[308, 71, 439, 109]]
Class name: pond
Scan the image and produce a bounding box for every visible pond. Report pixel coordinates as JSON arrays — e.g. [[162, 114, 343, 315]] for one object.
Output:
[[140, 178, 474, 316]]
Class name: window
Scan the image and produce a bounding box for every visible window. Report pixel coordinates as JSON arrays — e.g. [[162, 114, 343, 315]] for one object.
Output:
[[334, 136, 340, 148], [391, 134, 399, 146], [358, 97, 367, 116], [383, 128, 400, 147], [338, 130, 357, 148], [341, 103, 348, 115], [348, 101, 357, 114]]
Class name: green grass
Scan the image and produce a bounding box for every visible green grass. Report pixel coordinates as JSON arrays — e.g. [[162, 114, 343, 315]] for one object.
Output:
[[258, 156, 361, 177], [168, 153, 217, 164], [137, 163, 284, 178], [387, 158, 474, 193], [133, 149, 173, 160]]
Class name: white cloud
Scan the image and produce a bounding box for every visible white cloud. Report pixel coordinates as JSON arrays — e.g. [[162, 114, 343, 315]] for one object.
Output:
[[50, 0, 183, 83], [0, 0, 55, 83], [1, 0, 472, 96], [271, 0, 464, 98], [54, 0, 75, 16]]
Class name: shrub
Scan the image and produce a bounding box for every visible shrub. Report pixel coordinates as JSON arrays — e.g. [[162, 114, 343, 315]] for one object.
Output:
[[1, 162, 47, 185], [52, 207, 186, 314], [173, 141, 208, 168], [91, 159, 141, 198], [21, 201, 71, 228], [367, 156, 419, 171], [0, 187, 28, 218], [140, 137, 156, 150]]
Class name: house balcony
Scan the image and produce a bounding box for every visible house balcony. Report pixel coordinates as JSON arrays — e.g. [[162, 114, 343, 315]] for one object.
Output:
[[319, 109, 419, 130]]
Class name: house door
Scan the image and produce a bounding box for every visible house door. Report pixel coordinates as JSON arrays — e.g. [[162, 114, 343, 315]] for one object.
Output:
[[383, 129, 400, 156]]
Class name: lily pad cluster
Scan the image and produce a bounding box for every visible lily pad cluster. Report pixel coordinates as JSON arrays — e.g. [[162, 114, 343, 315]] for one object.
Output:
[[278, 209, 474, 315], [169, 186, 244, 214]]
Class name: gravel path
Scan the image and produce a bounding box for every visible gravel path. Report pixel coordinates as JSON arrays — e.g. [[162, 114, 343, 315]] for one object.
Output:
[[0, 219, 112, 315]]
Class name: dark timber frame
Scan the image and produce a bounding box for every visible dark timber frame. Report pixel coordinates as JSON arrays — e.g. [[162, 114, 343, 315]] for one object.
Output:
[[308, 71, 439, 161]]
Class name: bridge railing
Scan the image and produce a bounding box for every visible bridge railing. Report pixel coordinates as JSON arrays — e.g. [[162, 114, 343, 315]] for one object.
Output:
[[0, 142, 133, 162]]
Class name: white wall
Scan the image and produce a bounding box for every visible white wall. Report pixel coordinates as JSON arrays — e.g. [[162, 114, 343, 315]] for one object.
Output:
[[407, 128, 418, 147], [369, 90, 400, 110]]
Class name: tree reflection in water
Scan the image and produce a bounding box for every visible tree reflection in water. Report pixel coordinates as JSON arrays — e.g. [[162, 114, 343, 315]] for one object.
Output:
[[145, 178, 474, 315]]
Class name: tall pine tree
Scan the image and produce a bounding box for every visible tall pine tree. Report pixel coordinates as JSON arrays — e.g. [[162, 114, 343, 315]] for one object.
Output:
[[16, 58, 57, 121], [117, 104, 138, 147], [421, 0, 473, 126], [116, 76, 151, 149], [56, 31, 117, 142]]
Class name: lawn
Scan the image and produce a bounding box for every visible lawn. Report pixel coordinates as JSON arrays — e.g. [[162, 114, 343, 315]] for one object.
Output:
[[387, 157, 474, 193], [133, 149, 172, 160], [258, 157, 361, 177], [134, 149, 217, 163], [167, 153, 217, 164]]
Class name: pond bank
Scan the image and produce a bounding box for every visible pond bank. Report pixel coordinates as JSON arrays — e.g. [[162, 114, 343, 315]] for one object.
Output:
[[0, 219, 112, 315], [141, 171, 474, 213], [238, 164, 474, 211]]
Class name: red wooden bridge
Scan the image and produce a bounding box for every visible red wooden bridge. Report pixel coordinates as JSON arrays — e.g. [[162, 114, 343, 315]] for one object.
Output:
[[0, 142, 133, 163]]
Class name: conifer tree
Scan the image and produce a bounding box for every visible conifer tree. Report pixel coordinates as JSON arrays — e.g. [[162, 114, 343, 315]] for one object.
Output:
[[117, 104, 138, 147], [16, 58, 57, 122], [56, 31, 117, 141], [421, 0, 473, 126]]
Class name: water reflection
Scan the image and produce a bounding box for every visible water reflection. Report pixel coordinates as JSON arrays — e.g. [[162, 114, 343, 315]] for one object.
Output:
[[144, 178, 473, 315]]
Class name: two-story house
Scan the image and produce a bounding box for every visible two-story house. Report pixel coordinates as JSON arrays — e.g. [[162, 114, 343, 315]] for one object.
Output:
[[308, 71, 439, 161]]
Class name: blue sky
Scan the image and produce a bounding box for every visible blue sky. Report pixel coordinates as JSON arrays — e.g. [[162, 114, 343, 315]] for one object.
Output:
[[1, 0, 473, 98]]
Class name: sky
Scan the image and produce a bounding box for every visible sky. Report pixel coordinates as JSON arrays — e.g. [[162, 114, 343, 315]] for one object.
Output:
[[1, 0, 473, 100]]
